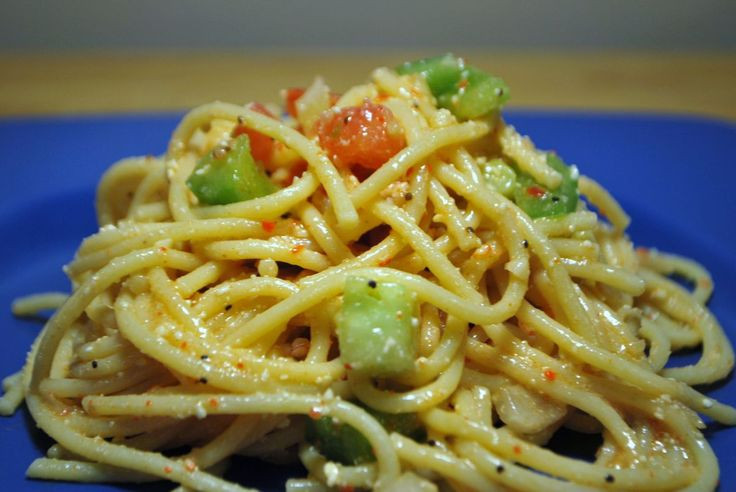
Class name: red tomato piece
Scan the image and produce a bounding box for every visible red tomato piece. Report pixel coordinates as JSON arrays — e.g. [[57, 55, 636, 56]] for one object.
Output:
[[232, 102, 275, 166], [284, 88, 306, 118], [315, 102, 406, 171]]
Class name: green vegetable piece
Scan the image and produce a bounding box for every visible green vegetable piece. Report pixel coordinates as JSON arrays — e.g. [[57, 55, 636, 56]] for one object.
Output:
[[396, 54, 509, 119], [305, 413, 375, 465], [513, 154, 579, 219], [480, 158, 517, 197], [186, 134, 277, 205], [338, 276, 416, 377], [452, 67, 510, 120], [396, 54, 464, 97], [305, 405, 426, 465], [374, 409, 427, 443]]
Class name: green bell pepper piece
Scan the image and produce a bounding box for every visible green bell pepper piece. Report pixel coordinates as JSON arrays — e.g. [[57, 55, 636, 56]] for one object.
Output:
[[305, 413, 375, 465], [452, 67, 510, 120], [396, 54, 509, 120], [186, 134, 277, 205], [305, 404, 426, 465], [396, 54, 464, 96], [480, 158, 517, 197], [513, 154, 579, 218]]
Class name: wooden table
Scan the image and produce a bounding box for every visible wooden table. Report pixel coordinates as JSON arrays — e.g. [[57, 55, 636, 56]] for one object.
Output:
[[1, 52, 734, 120]]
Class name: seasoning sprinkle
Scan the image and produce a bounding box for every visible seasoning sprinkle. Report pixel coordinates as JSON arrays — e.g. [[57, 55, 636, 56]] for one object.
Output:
[[261, 220, 276, 233], [404, 192, 413, 201], [224, 304, 232, 311], [91, 360, 98, 369], [367, 280, 377, 288], [522, 239, 529, 248], [199, 377, 208, 384], [543, 369, 557, 381], [605, 474, 615, 483], [496, 464, 505, 474], [212, 145, 230, 160], [200, 354, 209, 360]]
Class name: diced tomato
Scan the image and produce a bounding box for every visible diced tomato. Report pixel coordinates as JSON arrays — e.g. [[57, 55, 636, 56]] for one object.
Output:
[[286, 160, 308, 185], [232, 102, 275, 166], [315, 102, 406, 171], [284, 88, 306, 118]]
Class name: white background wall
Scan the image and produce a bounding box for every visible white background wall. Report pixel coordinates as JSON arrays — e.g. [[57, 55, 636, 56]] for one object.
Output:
[[2, 0, 735, 53]]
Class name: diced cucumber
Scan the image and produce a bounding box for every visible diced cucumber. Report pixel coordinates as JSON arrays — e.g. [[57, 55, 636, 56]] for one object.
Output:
[[337, 276, 416, 377]]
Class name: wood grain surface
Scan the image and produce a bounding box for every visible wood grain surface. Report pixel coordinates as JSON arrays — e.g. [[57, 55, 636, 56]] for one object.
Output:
[[1, 52, 734, 120]]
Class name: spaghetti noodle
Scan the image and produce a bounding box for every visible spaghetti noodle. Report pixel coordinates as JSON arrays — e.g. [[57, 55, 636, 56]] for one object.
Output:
[[2, 56, 734, 491]]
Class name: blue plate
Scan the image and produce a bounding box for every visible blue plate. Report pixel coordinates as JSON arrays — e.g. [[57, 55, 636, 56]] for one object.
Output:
[[1, 111, 734, 490]]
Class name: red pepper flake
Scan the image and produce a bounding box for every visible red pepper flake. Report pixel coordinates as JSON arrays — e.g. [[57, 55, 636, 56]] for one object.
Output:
[[374, 93, 390, 103], [290, 244, 305, 254], [180, 341, 188, 349], [543, 369, 557, 381], [209, 398, 219, 408], [526, 186, 546, 198], [457, 79, 469, 90], [378, 257, 392, 267], [513, 445, 522, 455], [236, 361, 245, 369], [261, 220, 276, 233], [339, 486, 355, 492], [343, 362, 353, 370], [159, 246, 168, 253], [163, 466, 173, 474], [145, 400, 153, 408], [308, 407, 323, 420], [184, 459, 197, 472]]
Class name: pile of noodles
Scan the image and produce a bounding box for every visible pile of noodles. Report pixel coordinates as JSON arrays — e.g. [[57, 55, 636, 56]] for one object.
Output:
[[2, 65, 734, 492]]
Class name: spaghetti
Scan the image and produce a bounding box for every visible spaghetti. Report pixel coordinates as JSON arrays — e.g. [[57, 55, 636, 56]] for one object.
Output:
[[2, 56, 734, 491]]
